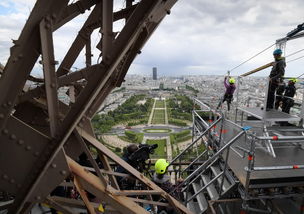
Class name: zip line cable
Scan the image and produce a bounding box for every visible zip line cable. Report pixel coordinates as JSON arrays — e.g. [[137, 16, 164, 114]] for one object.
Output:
[[228, 43, 276, 73], [287, 55, 304, 63], [227, 45, 304, 76], [285, 48, 304, 58]]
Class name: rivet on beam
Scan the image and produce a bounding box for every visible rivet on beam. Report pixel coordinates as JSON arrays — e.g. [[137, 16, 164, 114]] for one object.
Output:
[[10, 179, 15, 184], [25, 146, 32, 151], [10, 134, 16, 140], [45, 16, 51, 22], [60, 170, 67, 176], [2, 129, 9, 135], [0, 114, 4, 119], [51, 163, 57, 168], [2, 174, 9, 180], [18, 140, 24, 145], [51, 14, 57, 20]]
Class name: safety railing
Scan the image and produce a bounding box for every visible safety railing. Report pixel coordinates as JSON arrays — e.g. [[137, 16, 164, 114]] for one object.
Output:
[[169, 98, 222, 177], [171, 99, 254, 206], [170, 97, 304, 213], [182, 129, 248, 204]]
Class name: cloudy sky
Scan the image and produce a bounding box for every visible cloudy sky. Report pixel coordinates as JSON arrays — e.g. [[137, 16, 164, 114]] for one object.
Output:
[[0, 0, 304, 77]]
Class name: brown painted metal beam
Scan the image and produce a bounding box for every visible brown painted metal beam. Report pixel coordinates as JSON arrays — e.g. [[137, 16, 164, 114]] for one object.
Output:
[[40, 17, 60, 138], [54, 0, 98, 31], [102, 0, 114, 62], [0, 0, 69, 132]]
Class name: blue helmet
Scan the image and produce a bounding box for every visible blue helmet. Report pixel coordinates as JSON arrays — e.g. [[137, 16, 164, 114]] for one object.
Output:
[[273, 49, 282, 55]]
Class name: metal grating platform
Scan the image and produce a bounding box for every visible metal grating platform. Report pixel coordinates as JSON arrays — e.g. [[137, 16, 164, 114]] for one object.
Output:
[[237, 107, 301, 122], [227, 141, 304, 188], [219, 122, 304, 188]]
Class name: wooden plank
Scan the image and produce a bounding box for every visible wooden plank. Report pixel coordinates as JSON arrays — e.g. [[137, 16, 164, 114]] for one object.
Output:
[[67, 156, 149, 214]]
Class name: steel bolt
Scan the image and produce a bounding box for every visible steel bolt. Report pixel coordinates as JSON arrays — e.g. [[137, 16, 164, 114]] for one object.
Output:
[[0, 113, 4, 119], [7, 101, 12, 106], [3, 174, 8, 180], [26, 146, 32, 151], [46, 16, 51, 22], [50, 83, 56, 88], [60, 170, 67, 176], [51, 163, 57, 168], [34, 152, 40, 157], [18, 140, 24, 145], [10, 179, 15, 184], [36, 196, 41, 200], [10, 134, 16, 140], [2, 129, 9, 135], [2, 103, 7, 108], [51, 14, 57, 20]]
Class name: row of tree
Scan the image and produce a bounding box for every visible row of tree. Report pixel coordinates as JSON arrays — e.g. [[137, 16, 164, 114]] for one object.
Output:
[[92, 95, 153, 134]]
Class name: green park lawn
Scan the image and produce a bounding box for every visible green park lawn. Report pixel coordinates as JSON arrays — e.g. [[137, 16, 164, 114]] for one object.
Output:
[[152, 109, 165, 124], [146, 139, 166, 157], [155, 100, 165, 108], [143, 129, 171, 133]]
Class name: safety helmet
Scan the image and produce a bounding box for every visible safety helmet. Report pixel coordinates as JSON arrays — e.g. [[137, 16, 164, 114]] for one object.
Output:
[[289, 78, 298, 83], [229, 78, 235, 84], [155, 159, 169, 174], [273, 49, 282, 55]]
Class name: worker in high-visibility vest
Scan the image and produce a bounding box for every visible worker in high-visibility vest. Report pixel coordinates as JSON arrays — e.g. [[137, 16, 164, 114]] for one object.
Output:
[[266, 49, 286, 110]]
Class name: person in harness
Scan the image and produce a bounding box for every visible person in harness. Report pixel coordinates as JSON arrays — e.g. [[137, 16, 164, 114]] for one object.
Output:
[[266, 48, 286, 110], [282, 78, 297, 114], [151, 159, 183, 214], [217, 76, 236, 111]]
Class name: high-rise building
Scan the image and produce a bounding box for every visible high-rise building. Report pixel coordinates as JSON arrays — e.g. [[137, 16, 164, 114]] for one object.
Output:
[[152, 67, 157, 80]]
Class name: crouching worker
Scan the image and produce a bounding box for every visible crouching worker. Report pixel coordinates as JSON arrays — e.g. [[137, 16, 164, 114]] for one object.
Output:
[[152, 159, 183, 214], [217, 76, 236, 111], [282, 78, 297, 114], [116, 143, 158, 189], [115, 144, 139, 190]]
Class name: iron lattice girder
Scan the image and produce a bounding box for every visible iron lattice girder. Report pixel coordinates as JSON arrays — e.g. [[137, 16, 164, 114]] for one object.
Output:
[[0, 0, 192, 213]]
